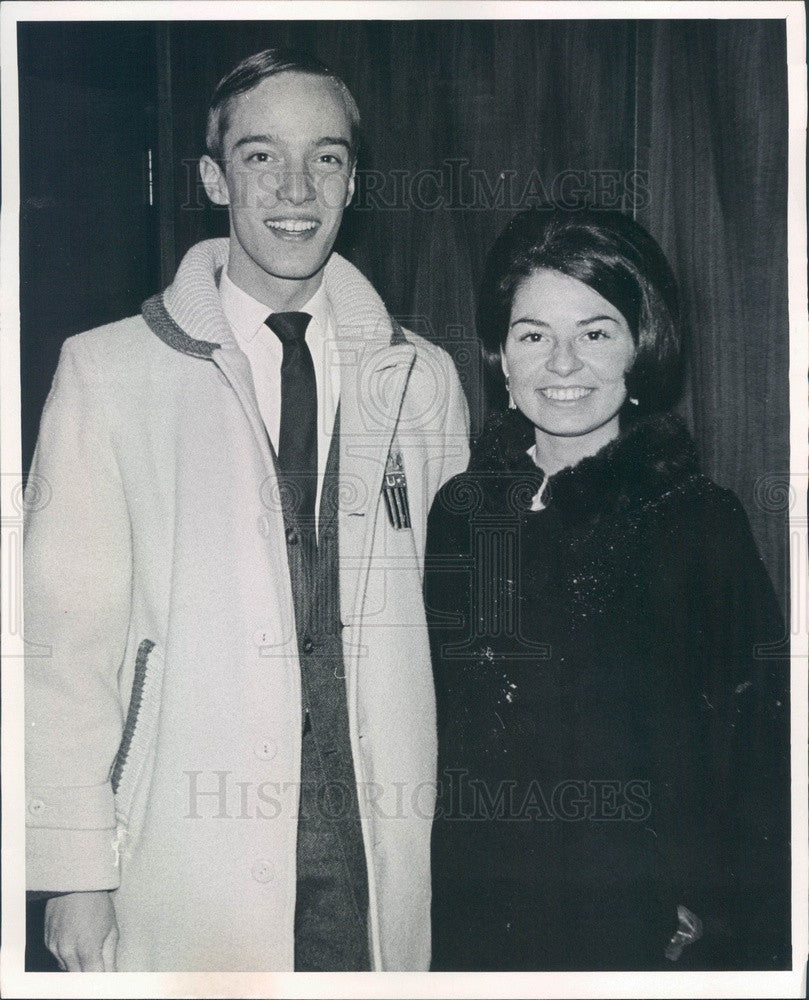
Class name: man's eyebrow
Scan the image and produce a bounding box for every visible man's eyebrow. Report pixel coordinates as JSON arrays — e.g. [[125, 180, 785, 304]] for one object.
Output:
[[231, 133, 280, 150], [230, 134, 352, 151], [315, 136, 352, 150]]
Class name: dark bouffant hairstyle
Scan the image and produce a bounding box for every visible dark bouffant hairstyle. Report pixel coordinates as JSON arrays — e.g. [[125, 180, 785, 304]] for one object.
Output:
[[477, 207, 684, 419], [205, 47, 361, 163]]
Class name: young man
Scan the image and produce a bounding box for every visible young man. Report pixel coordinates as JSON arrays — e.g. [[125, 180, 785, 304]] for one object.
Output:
[[24, 49, 469, 972]]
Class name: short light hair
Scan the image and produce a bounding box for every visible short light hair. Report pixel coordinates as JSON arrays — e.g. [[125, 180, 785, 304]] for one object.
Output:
[[205, 47, 361, 163]]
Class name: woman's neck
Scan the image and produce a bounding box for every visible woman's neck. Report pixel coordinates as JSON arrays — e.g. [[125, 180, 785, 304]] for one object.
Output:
[[532, 420, 620, 477]]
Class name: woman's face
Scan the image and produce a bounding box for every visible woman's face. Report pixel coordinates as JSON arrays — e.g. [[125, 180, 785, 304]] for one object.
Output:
[[502, 269, 636, 444]]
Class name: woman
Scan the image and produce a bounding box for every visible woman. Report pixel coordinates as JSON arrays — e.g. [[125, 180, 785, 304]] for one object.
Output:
[[426, 208, 790, 971]]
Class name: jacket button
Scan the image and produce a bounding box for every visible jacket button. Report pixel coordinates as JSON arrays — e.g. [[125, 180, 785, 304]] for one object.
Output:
[[28, 798, 45, 816], [257, 515, 271, 538], [251, 860, 275, 883], [254, 738, 277, 761], [285, 527, 298, 545], [302, 638, 314, 654]]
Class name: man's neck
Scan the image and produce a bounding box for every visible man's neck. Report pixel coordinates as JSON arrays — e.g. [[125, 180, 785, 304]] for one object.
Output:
[[226, 239, 325, 312]]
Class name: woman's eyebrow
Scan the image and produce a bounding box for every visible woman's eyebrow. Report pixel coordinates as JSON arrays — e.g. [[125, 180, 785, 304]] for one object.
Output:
[[576, 314, 618, 326], [509, 316, 551, 328]]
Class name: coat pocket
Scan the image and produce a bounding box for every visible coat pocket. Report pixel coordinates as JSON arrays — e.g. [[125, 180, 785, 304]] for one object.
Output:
[[111, 639, 164, 835]]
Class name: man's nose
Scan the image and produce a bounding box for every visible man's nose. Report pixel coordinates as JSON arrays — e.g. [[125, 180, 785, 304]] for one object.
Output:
[[276, 167, 316, 206], [545, 339, 584, 377]]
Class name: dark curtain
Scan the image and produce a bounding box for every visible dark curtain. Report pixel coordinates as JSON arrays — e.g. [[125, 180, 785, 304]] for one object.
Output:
[[18, 18, 790, 610], [17, 22, 159, 475], [636, 20, 790, 618]]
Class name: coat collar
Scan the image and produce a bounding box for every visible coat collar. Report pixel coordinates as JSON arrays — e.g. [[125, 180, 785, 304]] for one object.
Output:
[[470, 409, 701, 525], [142, 238, 409, 354]]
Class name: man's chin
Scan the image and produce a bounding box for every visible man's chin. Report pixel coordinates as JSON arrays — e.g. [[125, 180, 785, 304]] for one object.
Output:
[[258, 249, 337, 283]]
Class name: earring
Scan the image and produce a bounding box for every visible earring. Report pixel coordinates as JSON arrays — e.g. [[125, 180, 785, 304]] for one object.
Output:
[[629, 397, 639, 406], [505, 375, 516, 410]]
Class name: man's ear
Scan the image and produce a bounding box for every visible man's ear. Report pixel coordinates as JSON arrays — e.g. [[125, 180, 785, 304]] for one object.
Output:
[[199, 155, 230, 207], [344, 163, 356, 207]]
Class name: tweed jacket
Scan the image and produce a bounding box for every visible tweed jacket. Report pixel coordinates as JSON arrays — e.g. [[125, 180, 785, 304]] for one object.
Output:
[[24, 239, 470, 971], [426, 410, 790, 971]]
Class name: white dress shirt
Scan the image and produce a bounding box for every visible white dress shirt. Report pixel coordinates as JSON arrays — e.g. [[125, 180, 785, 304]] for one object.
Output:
[[219, 270, 341, 526]]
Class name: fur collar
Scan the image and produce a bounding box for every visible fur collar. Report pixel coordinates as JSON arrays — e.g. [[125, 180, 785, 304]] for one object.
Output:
[[469, 409, 701, 525]]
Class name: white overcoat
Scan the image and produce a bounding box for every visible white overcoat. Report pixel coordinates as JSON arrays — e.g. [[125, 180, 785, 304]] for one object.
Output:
[[24, 239, 470, 971]]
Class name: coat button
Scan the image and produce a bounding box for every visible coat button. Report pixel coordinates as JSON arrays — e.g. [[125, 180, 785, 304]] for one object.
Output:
[[257, 515, 271, 538], [302, 638, 314, 655], [251, 860, 275, 883], [285, 527, 299, 545], [254, 738, 277, 761], [28, 798, 45, 816]]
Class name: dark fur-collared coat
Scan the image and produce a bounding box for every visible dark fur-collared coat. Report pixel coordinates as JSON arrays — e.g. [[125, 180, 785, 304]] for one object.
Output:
[[425, 410, 790, 971]]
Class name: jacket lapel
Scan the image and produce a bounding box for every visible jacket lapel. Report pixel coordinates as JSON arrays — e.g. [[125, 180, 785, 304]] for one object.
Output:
[[212, 344, 282, 471], [144, 241, 290, 537], [320, 257, 417, 631], [335, 337, 415, 625], [318, 405, 341, 537]]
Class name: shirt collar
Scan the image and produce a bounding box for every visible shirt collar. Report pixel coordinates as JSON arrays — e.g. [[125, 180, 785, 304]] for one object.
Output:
[[219, 269, 330, 344]]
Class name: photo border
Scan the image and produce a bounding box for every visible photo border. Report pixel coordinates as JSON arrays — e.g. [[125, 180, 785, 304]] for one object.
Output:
[[1, 3, 806, 997]]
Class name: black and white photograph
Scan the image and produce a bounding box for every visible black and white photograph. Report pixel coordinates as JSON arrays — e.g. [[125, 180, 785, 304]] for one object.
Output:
[[0, 2, 806, 997]]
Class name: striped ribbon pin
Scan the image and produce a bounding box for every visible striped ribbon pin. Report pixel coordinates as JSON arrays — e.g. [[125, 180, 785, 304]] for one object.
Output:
[[382, 447, 411, 529]]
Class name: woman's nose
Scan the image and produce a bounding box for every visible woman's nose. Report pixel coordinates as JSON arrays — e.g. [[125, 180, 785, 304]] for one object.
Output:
[[545, 339, 584, 376]]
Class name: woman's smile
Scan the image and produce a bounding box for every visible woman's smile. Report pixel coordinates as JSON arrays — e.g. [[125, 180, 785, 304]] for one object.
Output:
[[538, 385, 595, 402]]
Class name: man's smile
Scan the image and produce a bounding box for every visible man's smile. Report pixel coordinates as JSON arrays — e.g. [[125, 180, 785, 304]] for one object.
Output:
[[264, 217, 320, 237]]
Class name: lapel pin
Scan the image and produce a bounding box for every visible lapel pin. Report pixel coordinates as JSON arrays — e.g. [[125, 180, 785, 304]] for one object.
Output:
[[382, 446, 411, 530]]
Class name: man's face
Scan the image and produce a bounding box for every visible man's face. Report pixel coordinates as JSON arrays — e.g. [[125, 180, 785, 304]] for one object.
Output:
[[200, 72, 355, 304]]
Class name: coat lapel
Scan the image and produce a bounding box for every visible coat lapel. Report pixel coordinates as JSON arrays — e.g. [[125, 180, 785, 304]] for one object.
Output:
[[146, 240, 289, 537], [321, 256, 417, 630], [335, 339, 415, 624]]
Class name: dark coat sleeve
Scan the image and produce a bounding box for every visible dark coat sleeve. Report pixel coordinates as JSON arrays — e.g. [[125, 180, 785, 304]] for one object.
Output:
[[423, 476, 475, 740], [645, 487, 790, 968]]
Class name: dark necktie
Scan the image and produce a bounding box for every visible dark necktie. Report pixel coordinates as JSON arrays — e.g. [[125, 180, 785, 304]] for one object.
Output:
[[265, 311, 317, 530]]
